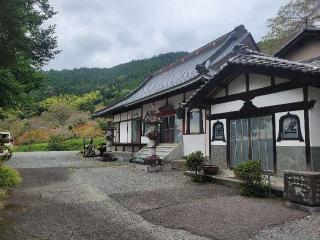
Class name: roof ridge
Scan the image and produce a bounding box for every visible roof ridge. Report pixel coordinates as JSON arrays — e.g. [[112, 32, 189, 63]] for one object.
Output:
[[150, 25, 244, 78]]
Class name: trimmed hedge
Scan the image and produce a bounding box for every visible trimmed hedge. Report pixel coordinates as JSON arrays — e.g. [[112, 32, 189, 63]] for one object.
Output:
[[13, 137, 105, 152]]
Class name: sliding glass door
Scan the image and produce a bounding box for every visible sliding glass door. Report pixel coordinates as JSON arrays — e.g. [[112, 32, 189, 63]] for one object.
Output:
[[230, 116, 274, 171]]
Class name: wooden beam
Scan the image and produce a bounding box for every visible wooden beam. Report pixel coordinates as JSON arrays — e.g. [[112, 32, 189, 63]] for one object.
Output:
[[208, 82, 301, 105], [208, 100, 316, 120]]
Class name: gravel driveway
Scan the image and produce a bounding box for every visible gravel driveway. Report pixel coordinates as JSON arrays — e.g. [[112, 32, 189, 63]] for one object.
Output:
[[0, 151, 317, 240]]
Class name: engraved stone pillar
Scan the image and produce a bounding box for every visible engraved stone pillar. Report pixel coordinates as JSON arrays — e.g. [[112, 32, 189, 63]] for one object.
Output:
[[284, 170, 320, 207]]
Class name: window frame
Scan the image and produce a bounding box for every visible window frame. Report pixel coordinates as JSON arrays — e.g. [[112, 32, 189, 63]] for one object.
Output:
[[131, 118, 142, 144], [277, 112, 304, 142], [186, 108, 204, 134], [212, 121, 226, 142]]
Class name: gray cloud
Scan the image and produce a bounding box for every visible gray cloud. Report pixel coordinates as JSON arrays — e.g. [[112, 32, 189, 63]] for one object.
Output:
[[46, 0, 289, 70]]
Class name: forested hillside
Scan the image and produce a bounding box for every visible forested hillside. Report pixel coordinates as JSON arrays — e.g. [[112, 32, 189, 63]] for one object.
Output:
[[39, 52, 188, 106]]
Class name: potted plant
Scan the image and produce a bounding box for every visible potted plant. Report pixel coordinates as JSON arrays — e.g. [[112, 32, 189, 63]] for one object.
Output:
[[203, 161, 219, 175]]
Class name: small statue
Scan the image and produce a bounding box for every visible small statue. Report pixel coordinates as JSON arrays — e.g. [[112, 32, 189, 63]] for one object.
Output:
[[83, 138, 96, 157]]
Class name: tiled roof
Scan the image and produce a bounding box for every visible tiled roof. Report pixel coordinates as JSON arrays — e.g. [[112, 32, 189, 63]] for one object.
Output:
[[94, 25, 258, 116], [274, 26, 320, 58], [302, 56, 320, 67], [230, 49, 320, 74], [186, 45, 320, 107]]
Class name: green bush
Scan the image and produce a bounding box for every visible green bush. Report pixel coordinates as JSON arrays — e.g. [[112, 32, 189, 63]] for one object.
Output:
[[13, 137, 105, 152], [234, 160, 270, 197], [48, 135, 65, 151], [185, 151, 205, 182], [0, 165, 22, 188]]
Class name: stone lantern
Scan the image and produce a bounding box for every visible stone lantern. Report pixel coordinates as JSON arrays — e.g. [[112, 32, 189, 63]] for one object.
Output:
[[101, 121, 116, 162], [144, 110, 161, 165]]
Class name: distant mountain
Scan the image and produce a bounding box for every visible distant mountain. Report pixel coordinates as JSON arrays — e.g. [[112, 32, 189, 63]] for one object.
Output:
[[40, 52, 188, 106]]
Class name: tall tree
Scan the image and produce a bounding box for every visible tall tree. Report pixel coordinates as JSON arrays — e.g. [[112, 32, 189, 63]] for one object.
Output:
[[0, 0, 59, 112], [260, 0, 320, 54]]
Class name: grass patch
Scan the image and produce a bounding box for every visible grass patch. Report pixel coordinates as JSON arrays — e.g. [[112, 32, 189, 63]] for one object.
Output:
[[13, 137, 105, 152]]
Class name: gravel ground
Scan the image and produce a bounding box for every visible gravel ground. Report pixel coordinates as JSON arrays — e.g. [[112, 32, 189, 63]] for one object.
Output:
[[0, 151, 316, 240]]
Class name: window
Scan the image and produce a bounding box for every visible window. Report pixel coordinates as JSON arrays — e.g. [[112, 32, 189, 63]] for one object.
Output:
[[187, 109, 203, 134], [277, 112, 304, 142], [113, 122, 120, 143], [212, 121, 226, 142], [131, 119, 141, 143]]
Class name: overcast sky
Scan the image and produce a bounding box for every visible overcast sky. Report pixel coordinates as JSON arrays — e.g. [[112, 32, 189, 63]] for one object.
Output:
[[46, 0, 289, 70]]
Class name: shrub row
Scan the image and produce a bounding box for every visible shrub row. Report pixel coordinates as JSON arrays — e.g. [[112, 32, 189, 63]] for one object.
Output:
[[13, 137, 105, 152]]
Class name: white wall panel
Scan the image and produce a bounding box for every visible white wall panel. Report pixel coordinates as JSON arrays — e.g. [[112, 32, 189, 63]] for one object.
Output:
[[252, 88, 303, 108], [183, 134, 206, 156], [249, 74, 271, 90], [228, 74, 246, 95], [120, 122, 128, 143], [211, 100, 243, 114]]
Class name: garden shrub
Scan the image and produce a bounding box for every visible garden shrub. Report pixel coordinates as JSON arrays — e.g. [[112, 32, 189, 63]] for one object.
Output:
[[185, 151, 205, 182], [234, 160, 270, 197], [48, 134, 65, 151], [0, 165, 22, 188]]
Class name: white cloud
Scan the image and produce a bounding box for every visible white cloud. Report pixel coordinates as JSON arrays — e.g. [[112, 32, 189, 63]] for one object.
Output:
[[46, 0, 289, 70]]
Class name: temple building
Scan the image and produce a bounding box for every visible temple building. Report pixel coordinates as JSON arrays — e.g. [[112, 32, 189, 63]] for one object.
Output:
[[94, 25, 320, 175]]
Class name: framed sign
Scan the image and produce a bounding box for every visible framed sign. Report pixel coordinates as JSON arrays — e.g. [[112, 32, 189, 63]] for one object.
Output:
[[277, 112, 304, 142], [212, 121, 226, 142]]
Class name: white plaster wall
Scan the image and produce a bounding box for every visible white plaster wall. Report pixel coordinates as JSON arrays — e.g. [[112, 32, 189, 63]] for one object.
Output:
[[127, 111, 132, 120], [119, 122, 128, 143], [211, 119, 227, 146], [275, 77, 290, 85], [228, 74, 246, 95], [168, 94, 183, 109], [183, 134, 207, 156], [127, 121, 132, 143], [249, 74, 271, 90], [211, 100, 243, 114], [114, 114, 121, 122], [275, 110, 306, 147], [132, 108, 142, 119], [309, 87, 320, 147], [252, 88, 304, 108], [120, 112, 128, 121]]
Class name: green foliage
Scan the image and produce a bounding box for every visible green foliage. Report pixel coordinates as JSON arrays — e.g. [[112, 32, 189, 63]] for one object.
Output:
[[48, 135, 65, 151], [234, 160, 270, 198], [185, 151, 206, 182], [39, 91, 102, 113], [0, 146, 12, 161], [260, 0, 320, 54], [40, 52, 188, 104], [0, 165, 22, 188], [13, 137, 105, 152], [0, 0, 59, 110]]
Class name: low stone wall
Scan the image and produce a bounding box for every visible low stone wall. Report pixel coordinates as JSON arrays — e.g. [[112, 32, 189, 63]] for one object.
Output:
[[210, 145, 227, 169], [276, 146, 307, 176]]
